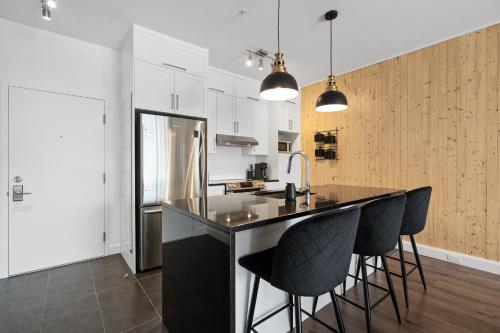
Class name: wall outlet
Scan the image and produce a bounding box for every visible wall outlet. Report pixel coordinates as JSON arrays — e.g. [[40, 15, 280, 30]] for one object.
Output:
[[446, 254, 462, 265]]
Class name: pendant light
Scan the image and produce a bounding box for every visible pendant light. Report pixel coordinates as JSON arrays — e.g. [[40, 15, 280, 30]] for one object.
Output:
[[316, 10, 348, 112], [260, 0, 299, 101]]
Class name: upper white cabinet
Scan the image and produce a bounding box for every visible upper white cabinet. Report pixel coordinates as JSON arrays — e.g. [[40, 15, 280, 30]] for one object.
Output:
[[235, 79, 261, 101], [208, 68, 235, 96], [277, 101, 300, 133], [134, 60, 174, 113], [207, 92, 217, 154], [234, 98, 252, 137], [134, 26, 208, 78], [216, 94, 236, 135], [174, 71, 206, 118], [134, 60, 206, 118], [244, 100, 269, 155]]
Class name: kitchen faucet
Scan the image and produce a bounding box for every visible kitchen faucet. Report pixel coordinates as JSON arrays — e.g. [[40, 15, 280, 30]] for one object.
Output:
[[287, 151, 310, 203]]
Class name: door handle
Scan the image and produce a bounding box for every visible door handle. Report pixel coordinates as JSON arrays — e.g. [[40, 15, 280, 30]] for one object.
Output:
[[176, 95, 179, 110], [236, 122, 239, 133], [171, 94, 175, 110], [12, 185, 31, 202]]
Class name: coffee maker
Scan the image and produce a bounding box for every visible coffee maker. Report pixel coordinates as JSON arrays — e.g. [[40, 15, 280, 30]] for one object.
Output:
[[254, 163, 267, 180]]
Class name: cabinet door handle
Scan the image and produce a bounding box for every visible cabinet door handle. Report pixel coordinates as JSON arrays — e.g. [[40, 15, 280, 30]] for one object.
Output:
[[290, 119, 293, 130], [176, 95, 179, 110], [236, 122, 239, 133], [163, 63, 187, 72], [214, 137, 216, 151], [171, 94, 175, 110], [209, 88, 225, 94], [246, 96, 259, 101], [233, 122, 236, 134]]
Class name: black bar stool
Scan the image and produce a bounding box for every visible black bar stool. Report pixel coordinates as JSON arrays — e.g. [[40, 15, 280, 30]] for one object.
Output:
[[314, 194, 407, 333], [239, 206, 361, 333]]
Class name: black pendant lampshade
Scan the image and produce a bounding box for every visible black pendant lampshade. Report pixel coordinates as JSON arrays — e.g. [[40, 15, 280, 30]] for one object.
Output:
[[260, 0, 299, 101], [316, 10, 348, 112]]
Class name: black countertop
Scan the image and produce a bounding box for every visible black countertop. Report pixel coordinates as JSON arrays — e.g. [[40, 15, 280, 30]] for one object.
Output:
[[162, 184, 404, 233]]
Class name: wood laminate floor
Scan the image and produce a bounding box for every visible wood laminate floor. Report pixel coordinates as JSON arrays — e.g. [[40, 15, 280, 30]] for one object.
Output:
[[298, 252, 500, 333]]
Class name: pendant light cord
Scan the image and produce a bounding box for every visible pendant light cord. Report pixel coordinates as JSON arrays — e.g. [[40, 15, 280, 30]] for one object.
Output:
[[330, 19, 333, 76], [277, 0, 281, 54]]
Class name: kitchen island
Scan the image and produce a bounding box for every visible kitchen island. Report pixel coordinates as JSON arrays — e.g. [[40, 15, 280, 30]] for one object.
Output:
[[161, 184, 403, 333]]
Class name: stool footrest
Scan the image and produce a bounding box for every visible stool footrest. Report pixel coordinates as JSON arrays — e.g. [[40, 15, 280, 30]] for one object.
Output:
[[252, 303, 292, 330], [301, 309, 340, 332]]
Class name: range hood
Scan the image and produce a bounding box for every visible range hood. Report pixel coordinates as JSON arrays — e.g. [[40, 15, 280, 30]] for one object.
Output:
[[216, 134, 258, 147]]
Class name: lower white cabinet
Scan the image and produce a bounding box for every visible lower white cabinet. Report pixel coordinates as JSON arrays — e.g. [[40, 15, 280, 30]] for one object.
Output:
[[134, 60, 206, 118], [207, 185, 225, 197]]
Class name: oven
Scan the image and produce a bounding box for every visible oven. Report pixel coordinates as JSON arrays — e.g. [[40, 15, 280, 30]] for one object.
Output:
[[224, 180, 266, 194]]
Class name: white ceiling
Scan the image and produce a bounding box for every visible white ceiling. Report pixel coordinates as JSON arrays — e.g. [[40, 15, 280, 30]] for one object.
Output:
[[1, 0, 500, 85]]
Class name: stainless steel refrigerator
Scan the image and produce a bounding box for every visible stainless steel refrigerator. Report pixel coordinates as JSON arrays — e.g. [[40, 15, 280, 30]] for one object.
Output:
[[136, 111, 207, 271]]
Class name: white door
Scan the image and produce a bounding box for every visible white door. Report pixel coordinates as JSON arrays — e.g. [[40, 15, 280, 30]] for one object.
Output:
[[207, 92, 217, 153], [8, 87, 105, 275], [216, 94, 235, 135], [135, 60, 175, 113], [252, 101, 269, 155], [288, 103, 300, 133], [174, 71, 206, 118], [276, 102, 290, 132], [235, 98, 252, 137]]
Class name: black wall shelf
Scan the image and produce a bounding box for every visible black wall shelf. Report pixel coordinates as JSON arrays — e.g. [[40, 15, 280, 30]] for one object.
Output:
[[314, 128, 340, 161]]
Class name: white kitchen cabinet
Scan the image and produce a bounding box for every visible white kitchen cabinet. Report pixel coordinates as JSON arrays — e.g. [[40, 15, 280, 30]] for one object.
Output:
[[207, 92, 217, 154], [216, 94, 236, 135], [174, 71, 206, 118], [134, 26, 208, 78], [208, 68, 235, 96], [277, 101, 300, 133], [134, 60, 206, 118], [134, 60, 174, 113], [244, 101, 269, 155], [234, 98, 252, 137], [207, 185, 225, 197], [235, 78, 261, 101]]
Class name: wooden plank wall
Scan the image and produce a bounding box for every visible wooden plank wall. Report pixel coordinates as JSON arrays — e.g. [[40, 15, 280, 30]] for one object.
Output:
[[300, 23, 500, 261]]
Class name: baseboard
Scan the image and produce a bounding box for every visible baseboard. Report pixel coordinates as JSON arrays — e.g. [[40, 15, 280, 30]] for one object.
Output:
[[401, 240, 500, 276], [107, 243, 121, 255]]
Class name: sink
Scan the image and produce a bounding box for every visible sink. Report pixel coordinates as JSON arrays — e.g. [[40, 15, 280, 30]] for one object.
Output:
[[254, 190, 315, 200]]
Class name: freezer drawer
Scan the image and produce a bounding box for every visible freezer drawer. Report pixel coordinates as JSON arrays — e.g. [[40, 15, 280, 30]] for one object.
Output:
[[139, 206, 162, 271]]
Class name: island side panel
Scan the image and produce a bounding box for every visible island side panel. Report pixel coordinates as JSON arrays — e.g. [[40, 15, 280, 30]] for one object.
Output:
[[162, 206, 232, 332]]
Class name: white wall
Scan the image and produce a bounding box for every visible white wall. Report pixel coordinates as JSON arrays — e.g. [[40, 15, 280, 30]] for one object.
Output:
[[0, 18, 121, 278], [208, 147, 257, 180]]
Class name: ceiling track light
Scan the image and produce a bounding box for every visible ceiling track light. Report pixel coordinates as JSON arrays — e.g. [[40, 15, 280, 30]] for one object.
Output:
[[246, 51, 253, 67], [258, 58, 264, 71], [259, 0, 299, 101], [41, 1, 52, 21], [315, 10, 348, 112]]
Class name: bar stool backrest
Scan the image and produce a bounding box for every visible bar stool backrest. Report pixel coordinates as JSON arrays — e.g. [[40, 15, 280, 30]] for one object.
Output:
[[400, 187, 432, 236], [270, 206, 361, 297], [353, 194, 407, 256]]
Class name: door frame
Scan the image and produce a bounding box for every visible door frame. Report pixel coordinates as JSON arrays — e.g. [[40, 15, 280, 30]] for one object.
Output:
[[0, 82, 111, 278]]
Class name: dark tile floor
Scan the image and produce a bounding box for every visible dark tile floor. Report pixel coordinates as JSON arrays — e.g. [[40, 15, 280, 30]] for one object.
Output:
[[0, 255, 165, 333]]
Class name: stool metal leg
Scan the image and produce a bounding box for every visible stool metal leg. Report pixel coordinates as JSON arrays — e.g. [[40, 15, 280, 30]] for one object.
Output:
[[360, 256, 372, 333], [342, 279, 347, 296], [294, 295, 302, 333], [288, 293, 294, 331], [312, 295, 318, 316], [246, 276, 260, 333], [398, 236, 409, 308], [374, 256, 378, 272], [330, 290, 346, 333], [381, 255, 401, 323], [354, 255, 362, 287], [410, 235, 427, 290]]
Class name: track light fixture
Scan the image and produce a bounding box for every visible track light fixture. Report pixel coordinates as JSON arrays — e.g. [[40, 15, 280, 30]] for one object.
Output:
[[244, 49, 272, 72], [41, 1, 51, 21], [46, 0, 57, 9], [246, 52, 253, 67], [258, 58, 264, 71], [315, 10, 348, 112]]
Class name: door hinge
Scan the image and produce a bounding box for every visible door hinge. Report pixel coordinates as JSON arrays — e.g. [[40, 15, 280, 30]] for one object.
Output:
[[103, 114, 107, 124], [103, 173, 106, 183], [103, 232, 106, 242]]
